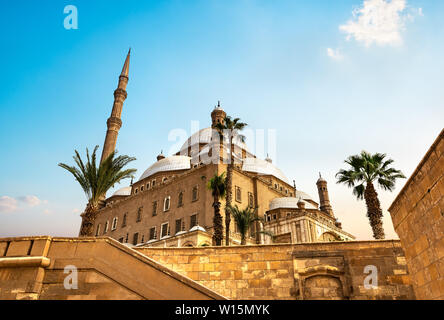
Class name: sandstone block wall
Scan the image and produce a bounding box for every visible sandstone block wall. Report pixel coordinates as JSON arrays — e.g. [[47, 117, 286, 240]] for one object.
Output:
[[0, 237, 224, 300], [137, 240, 415, 300], [389, 129, 444, 300]]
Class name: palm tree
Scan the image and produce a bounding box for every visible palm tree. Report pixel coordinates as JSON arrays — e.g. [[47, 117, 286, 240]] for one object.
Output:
[[59, 146, 136, 237], [227, 205, 273, 245], [207, 172, 227, 246], [336, 151, 406, 240], [215, 116, 247, 246]]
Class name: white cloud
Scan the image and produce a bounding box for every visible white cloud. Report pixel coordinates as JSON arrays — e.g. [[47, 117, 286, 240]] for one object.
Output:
[[0, 196, 18, 213], [327, 48, 344, 60], [339, 0, 422, 47], [0, 195, 48, 213], [18, 195, 43, 207]]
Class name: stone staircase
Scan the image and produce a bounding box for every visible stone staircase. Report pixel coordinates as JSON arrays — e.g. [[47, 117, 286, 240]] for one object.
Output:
[[0, 236, 226, 300]]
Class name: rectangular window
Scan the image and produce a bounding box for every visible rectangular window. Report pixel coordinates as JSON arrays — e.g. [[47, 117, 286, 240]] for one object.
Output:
[[149, 227, 157, 240], [161, 223, 170, 238], [152, 201, 158, 216], [235, 186, 242, 202], [133, 233, 139, 245], [175, 218, 184, 234], [122, 213, 127, 227], [190, 214, 198, 229], [152, 179, 156, 187], [104, 221, 109, 233]]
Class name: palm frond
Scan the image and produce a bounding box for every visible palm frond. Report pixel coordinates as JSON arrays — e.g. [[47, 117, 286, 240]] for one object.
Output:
[[59, 146, 137, 206]]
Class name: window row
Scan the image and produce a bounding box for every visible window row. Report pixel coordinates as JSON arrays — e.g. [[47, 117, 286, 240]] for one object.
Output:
[[116, 214, 199, 245], [273, 182, 292, 196], [234, 186, 255, 208]]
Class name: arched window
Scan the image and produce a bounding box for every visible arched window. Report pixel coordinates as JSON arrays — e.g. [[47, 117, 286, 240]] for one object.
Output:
[[136, 207, 143, 222], [95, 224, 101, 236], [235, 186, 241, 202], [178, 192, 184, 207], [104, 221, 109, 233], [111, 217, 118, 231], [164, 196, 171, 211], [122, 213, 127, 227], [192, 186, 198, 202], [152, 201, 158, 216]]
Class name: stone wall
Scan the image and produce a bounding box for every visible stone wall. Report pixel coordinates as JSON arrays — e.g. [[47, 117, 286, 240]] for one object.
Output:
[[389, 128, 444, 300], [137, 240, 415, 300], [0, 236, 224, 300]]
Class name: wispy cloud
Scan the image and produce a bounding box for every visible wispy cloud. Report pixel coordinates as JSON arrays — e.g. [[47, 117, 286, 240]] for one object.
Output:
[[327, 48, 344, 60], [17, 195, 46, 207], [0, 196, 18, 213], [339, 0, 422, 47], [0, 195, 48, 213]]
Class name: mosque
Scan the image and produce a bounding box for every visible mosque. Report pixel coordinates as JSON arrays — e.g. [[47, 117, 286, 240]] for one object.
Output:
[[89, 50, 355, 247]]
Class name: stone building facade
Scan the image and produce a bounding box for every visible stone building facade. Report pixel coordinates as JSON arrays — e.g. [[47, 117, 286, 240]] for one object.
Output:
[[91, 53, 355, 247], [388, 128, 444, 300]]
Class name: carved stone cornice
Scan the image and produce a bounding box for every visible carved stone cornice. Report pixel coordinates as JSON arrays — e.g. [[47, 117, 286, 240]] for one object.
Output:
[[114, 88, 128, 99], [107, 117, 123, 129]]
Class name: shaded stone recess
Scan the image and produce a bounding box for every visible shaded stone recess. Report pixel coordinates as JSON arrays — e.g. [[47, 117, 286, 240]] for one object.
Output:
[[137, 240, 415, 300], [389, 128, 444, 300]]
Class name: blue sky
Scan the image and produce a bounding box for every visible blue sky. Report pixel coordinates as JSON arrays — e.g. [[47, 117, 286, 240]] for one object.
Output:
[[0, 0, 443, 239]]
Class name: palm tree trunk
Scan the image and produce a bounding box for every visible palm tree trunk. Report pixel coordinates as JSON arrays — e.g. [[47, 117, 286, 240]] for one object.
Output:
[[213, 200, 224, 246], [79, 202, 98, 237], [364, 182, 385, 240], [225, 137, 234, 246]]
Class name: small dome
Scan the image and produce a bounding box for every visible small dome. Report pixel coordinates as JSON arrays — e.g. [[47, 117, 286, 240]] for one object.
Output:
[[317, 173, 327, 184], [242, 157, 290, 184], [269, 197, 317, 210], [190, 225, 206, 232], [139, 155, 191, 181], [111, 186, 132, 197]]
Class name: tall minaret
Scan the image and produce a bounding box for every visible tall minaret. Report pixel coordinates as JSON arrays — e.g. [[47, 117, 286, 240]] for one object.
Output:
[[316, 173, 334, 217], [100, 49, 131, 164]]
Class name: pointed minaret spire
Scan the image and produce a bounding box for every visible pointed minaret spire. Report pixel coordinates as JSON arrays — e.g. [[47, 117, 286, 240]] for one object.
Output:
[[100, 49, 131, 164], [120, 48, 131, 78]]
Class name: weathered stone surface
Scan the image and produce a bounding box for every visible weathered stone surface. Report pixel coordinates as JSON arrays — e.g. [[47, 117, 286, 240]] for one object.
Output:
[[389, 129, 444, 300], [138, 240, 415, 300]]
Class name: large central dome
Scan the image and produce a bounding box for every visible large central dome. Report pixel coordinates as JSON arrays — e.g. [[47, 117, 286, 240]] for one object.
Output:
[[178, 127, 248, 155]]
